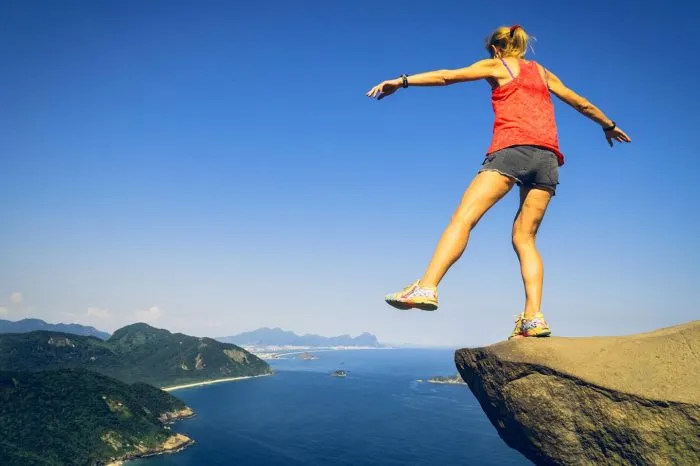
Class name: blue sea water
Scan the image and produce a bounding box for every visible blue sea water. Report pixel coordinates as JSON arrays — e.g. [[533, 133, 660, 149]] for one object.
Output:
[[134, 349, 530, 465]]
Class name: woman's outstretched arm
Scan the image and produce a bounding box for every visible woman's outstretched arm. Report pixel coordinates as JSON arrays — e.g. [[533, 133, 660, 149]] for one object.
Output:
[[546, 69, 632, 146], [366, 59, 498, 100]]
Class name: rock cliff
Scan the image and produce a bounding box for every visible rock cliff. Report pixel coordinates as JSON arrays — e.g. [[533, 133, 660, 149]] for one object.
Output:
[[455, 321, 700, 465]]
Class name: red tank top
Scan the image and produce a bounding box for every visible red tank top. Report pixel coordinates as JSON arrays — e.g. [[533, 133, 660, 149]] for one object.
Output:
[[486, 60, 564, 166]]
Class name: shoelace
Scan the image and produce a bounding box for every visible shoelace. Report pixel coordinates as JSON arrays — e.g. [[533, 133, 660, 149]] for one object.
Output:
[[522, 317, 547, 331], [413, 287, 436, 298], [399, 283, 434, 299]]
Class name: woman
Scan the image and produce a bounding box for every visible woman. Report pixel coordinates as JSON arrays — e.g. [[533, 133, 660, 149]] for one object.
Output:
[[366, 25, 631, 339]]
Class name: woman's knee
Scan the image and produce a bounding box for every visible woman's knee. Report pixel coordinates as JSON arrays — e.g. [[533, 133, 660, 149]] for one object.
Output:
[[512, 231, 536, 251], [451, 206, 482, 230]]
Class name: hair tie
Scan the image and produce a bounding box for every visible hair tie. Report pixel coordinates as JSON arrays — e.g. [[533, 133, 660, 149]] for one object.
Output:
[[509, 24, 521, 38]]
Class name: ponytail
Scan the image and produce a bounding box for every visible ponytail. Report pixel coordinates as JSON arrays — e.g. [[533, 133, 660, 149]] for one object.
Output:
[[485, 25, 531, 58]]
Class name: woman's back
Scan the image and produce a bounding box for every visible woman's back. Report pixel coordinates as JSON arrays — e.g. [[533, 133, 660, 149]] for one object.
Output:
[[487, 58, 564, 165]]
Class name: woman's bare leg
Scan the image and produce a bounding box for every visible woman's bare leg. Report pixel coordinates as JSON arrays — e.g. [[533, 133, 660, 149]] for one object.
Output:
[[511, 187, 552, 318], [420, 171, 515, 288]]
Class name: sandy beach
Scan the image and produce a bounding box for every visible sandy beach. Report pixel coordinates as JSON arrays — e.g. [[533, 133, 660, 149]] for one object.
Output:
[[162, 373, 272, 392]]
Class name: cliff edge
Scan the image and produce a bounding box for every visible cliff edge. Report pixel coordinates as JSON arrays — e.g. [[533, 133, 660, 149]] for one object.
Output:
[[454, 321, 700, 465]]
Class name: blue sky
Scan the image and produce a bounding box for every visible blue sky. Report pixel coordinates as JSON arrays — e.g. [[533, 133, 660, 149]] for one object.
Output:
[[1, 0, 698, 346]]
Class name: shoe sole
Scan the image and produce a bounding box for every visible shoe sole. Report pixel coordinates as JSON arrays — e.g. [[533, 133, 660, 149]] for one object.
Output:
[[385, 299, 437, 312], [521, 330, 551, 338]]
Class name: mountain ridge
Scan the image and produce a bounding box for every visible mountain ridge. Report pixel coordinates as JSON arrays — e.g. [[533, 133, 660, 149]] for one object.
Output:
[[0, 318, 110, 340], [218, 327, 382, 347], [0, 323, 272, 387]]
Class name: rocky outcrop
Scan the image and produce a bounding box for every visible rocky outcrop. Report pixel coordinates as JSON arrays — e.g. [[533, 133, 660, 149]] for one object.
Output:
[[104, 434, 193, 465], [455, 321, 700, 465], [423, 374, 465, 385], [158, 406, 195, 424]]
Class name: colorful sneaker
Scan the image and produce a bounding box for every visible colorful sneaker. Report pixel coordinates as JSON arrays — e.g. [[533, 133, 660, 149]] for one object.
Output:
[[508, 313, 525, 340], [384, 280, 438, 311], [521, 313, 551, 337]]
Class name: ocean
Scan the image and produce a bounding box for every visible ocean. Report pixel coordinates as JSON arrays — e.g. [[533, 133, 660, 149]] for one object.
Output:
[[134, 349, 530, 465]]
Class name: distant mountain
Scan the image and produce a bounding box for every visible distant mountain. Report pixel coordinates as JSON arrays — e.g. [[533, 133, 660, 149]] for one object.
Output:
[[0, 318, 110, 340], [0, 369, 193, 466], [219, 327, 382, 347], [0, 323, 272, 387]]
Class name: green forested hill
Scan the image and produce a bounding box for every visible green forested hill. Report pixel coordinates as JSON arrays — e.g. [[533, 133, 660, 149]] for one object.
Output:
[[0, 369, 190, 466], [0, 323, 271, 387]]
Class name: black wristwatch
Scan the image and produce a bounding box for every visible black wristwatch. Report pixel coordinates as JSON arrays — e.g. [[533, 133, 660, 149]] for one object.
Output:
[[603, 121, 616, 132], [400, 74, 408, 88]]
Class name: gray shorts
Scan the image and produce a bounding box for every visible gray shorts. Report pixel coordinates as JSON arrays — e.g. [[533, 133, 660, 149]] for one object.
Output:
[[479, 146, 560, 194]]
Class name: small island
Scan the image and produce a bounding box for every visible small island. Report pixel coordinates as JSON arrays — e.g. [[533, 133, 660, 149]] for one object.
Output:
[[420, 374, 465, 385], [331, 370, 347, 378], [297, 352, 319, 360]]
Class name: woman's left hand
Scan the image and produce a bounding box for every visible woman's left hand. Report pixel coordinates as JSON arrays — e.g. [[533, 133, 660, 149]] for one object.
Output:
[[366, 78, 401, 100]]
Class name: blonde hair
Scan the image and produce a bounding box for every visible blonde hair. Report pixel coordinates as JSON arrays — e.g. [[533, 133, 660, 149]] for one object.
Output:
[[485, 25, 531, 58]]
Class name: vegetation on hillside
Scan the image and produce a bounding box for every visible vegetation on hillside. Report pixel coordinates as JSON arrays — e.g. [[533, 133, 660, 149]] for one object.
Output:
[[0, 369, 191, 466], [0, 323, 272, 387]]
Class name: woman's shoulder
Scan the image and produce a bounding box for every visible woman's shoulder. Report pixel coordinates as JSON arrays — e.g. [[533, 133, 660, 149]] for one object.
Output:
[[523, 59, 547, 70], [524, 60, 549, 84]]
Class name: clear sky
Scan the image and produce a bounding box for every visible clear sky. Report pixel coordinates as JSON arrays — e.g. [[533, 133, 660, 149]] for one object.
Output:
[[1, 0, 698, 347]]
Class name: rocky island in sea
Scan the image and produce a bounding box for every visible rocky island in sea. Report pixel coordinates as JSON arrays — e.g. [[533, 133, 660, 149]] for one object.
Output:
[[331, 370, 347, 377], [297, 352, 319, 360], [418, 374, 466, 385]]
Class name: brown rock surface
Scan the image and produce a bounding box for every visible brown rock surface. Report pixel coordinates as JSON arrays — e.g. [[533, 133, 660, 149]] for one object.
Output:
[[455, 321, 700, 465]]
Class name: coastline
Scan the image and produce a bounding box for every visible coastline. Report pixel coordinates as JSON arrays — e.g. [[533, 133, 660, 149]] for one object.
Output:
[[105, 433, 194, 466], [162, 373, 272, 392]]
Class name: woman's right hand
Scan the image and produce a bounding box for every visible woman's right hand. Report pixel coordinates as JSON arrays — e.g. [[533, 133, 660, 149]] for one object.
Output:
[[604, 126, 631, 147], [366, 78, 402, 100]]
